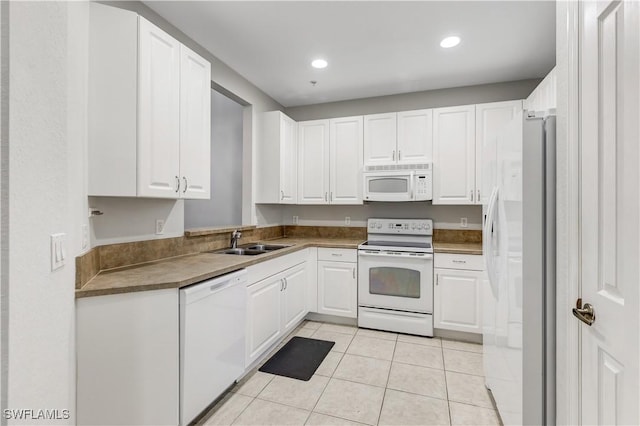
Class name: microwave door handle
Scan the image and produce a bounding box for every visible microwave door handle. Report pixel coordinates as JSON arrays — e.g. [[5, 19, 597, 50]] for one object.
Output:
[[409, 171, 415, 200]]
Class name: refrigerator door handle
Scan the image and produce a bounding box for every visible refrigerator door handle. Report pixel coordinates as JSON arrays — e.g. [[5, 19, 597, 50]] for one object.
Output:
[[484, 187, 500, 298]]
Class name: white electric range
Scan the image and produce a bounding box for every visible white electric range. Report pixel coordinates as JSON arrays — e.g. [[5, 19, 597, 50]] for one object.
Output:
[[358, 218, 434, 337]]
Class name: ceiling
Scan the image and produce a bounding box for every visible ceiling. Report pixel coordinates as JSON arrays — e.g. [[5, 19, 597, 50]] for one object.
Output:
[[144, 1, 556, 107]]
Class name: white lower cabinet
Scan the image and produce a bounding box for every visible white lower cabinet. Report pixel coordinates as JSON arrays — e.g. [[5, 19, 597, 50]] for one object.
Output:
[[76, 289, 179, 425], [434, 254, 484, 334], [245, 261, 308, 367], [317, 248, 357, 318]]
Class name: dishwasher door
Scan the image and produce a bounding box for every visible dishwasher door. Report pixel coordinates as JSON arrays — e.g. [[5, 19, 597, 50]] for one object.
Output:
[[179, 269, 247, 425]]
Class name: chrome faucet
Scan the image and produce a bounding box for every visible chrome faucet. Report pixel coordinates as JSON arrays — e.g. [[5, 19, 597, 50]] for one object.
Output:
[[230, 230, 242, 249]]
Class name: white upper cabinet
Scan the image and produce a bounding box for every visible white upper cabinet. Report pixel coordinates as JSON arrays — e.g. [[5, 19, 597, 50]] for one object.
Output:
[[364, 113, 397, 166], [88, 4, 211, 199], [256, 111, 297, 204], [432, 105, 476, 204], [298, 117, 363, 205], [330, 116, 364, 204], [475, 100, 523, 205], [298, 120, 331, 204], [364, 110, 433, 167], [397, 109, 433, 164], [179, 45, 212, 199], [137, 17, 181, 198]]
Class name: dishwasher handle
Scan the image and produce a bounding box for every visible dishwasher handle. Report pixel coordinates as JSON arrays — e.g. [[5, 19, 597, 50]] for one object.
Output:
[[180, 269, 248, 305]]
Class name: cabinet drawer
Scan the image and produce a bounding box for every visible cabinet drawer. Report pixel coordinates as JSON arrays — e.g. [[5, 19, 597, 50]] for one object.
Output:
[[434, 253, 483, 271], [317, 248, 357, 263]]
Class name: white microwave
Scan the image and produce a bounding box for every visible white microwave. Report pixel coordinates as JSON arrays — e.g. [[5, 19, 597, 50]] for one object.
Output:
[[363, 164, 432, 202]]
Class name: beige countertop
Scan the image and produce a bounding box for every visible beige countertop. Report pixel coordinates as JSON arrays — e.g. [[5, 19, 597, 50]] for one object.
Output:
[[433, 242, 483, 255], [76, 237, 363, 299]]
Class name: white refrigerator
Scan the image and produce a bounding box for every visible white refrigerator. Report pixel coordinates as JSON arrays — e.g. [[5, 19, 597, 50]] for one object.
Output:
[[483, 111, 556, 425]]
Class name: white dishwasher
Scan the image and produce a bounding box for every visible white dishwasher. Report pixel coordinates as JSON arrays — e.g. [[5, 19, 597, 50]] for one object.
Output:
[[180, 269, 247, 425]]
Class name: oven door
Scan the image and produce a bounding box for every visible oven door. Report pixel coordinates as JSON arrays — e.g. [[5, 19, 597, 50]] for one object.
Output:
[[358, 250, 433, 313], [363, 172, 413, 202]]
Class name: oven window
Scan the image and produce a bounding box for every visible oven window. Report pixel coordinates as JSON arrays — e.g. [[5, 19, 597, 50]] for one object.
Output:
[[368, 178, 408, 193], [369, 267, 420, 298]]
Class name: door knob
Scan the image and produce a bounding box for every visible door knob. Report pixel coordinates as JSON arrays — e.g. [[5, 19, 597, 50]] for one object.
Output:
[[572, 298, 595, 326]]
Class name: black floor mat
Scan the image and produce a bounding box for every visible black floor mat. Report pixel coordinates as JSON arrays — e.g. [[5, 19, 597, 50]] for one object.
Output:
[[259, 336, 335, 381]]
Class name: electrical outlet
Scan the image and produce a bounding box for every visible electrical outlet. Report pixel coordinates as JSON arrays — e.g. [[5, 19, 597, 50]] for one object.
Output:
[[345, 216, 351, 225], [292, 216, 299, 225], [155, 219, 165, 235], [460, 217, 468, 228]]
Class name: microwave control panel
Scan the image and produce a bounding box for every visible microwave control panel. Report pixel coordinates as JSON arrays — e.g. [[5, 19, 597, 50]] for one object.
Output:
[[414, 173, 432, 200]]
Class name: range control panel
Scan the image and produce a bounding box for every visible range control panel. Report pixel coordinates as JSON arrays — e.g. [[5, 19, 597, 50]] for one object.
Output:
[[367, 218, 433, 235]]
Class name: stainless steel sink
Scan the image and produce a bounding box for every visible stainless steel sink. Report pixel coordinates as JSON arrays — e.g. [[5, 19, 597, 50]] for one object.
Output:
[[242, 244, 291, 251], [216, 248, 267, 256]]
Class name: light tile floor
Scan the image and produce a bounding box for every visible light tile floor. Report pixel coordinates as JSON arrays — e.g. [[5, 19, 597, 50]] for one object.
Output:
[[198, 321, 501, 426]]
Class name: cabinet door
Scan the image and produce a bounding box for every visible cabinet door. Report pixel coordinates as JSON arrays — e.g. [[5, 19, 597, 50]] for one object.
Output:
[[363, 113, 397, 166], [330, 116, 363, 205], [246, 275, 283, 367], [317, 261, 357, 318], [475, 100, 522, 205], [298, 120, 330, 204], [397, 109, 433, 165], [432, 105, 476, 204], [280, 115, 298, 203], [282, 263, 308, 333], [138, 17, 181, 198], [179, 45, 211, 199], [434, 269, 483, 334]]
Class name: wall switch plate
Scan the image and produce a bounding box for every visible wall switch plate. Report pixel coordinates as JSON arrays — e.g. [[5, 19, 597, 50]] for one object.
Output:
[[81, 225, 89, 250], [460, 217, 468, 228], [345, 216, 351, 225], [51, 233, 66, 271], [155, 219, 165, 235], [292, 216, 299, 225]]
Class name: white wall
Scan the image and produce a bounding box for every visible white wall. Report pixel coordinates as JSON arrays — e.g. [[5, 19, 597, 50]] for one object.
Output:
[[184, 90, 243, 229], [279, 204, 483, 230], [7, 2, 89, 422]]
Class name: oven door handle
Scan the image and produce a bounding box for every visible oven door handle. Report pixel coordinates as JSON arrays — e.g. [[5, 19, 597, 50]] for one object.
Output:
[[358, 251, 433, 260]]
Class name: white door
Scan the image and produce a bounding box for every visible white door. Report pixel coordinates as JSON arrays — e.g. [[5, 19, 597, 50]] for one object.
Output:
[[246, 275, 283, 367], [282, 263, 308, 332], [397, 109, 433, 165], [363, 113, 397, 166], [280, 115, 298, 204], [298, 120, 330, 204], [432, 105, 476, 204], [475, 100, 522, 205], [137, 17, 181, 198], [330, 116, 363, 205], [179, 45, 211, 200], [434, 269, 482, 334], [579, 1, 640, 424], [317, 261, 357, 318]]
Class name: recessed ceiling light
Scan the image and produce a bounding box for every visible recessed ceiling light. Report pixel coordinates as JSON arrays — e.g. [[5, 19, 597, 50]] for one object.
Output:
[[311, 59, 328, 69], [440, 36, 461, 48]]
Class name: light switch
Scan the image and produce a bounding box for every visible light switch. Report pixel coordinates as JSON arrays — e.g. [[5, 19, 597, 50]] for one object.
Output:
[[51, 233, 66, 271]]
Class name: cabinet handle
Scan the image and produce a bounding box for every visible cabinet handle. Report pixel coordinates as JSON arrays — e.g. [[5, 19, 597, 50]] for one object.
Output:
[[280, 279, 284, 291], [392, 150, 396, 161], [331, 253, 343, 257], [352, 268, 356, 279], [477, 189, 480, 202], [175, 176, 180, 193], [284, 278, 288, 290], [325, 192, 328, 202], [398, 150, 401, 160], [452, 259, 467, 264], [330, 192, 333, 202], [183, 177, 188, 193], [436, 275, 439, 286], [281, 190, 284, 201], [469, 190, 473, 202]]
